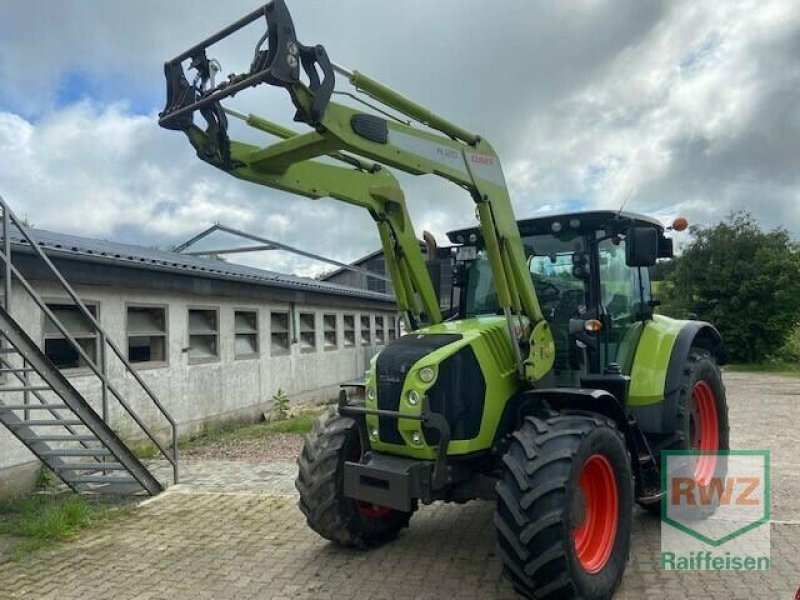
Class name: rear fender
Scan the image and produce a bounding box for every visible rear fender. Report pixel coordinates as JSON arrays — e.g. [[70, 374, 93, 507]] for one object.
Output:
[[629, 316, 726, 434]]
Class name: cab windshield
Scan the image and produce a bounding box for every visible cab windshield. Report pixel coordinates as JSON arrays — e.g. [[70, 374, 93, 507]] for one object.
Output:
[[464, 232, 587, 318]]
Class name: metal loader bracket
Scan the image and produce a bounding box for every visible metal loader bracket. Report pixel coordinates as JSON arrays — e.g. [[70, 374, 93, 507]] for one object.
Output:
[[338, 391, 451, 509], [159, 0, 334, 165]]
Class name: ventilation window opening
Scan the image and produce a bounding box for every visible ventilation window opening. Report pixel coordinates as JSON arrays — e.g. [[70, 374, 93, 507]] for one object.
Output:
[[387, 316, 397, 341], [270, 311, 291, 356], [299, 312, 317, 353], [187, 308, 218, 363], [360, 315, 372, 346], [323, 314, 337, 351], [234, 310, 259, 359], [127, 306, 167, 365], [343, 315, 355, 348], [375, 315, 385, 345], [44, 302, 99, 370]]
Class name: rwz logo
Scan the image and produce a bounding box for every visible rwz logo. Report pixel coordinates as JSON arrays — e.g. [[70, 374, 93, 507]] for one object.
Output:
[[671, 476, 760, 506], [661, 450, 770, 552]]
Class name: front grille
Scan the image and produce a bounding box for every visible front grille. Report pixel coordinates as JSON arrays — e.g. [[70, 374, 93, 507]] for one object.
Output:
[[423, 346, 485, 444], [375, 334, 462, 444]]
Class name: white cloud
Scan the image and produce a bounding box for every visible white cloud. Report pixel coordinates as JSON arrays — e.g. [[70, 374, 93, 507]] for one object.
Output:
[[508, 0, 800, 232], [0, 0, 797, 280], [0, 101, 385, 273]]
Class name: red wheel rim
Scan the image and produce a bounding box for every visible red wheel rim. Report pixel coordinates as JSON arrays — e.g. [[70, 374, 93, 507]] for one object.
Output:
[[572, 454, 618, 574], [691, 380, 720, 485], [355, 500, 392, 519], [350, 435, 393, 519]]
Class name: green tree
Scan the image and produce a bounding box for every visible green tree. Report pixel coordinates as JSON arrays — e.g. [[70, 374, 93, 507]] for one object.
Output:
[[661, 212, 800, 363]]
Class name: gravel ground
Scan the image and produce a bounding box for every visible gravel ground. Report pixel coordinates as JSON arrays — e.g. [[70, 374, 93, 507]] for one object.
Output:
[[180, 433, 306, 463]]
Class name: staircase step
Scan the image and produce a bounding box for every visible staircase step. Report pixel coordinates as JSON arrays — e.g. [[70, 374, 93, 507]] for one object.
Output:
[[39, 448, 111, 457], [0, 302, 165, 497], [82, 481, 149, 496], [8, 419, 84, 427], [20, 434, 98, 442], [54, 463, 126, 472], [69, 475, 138, 485], [0, 404, 67, 411]]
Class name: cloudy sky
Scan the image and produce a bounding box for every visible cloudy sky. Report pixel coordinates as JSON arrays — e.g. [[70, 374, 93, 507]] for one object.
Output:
[[1, 0, 798, 277]]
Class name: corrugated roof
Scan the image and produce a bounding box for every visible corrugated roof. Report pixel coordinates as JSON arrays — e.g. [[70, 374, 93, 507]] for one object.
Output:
[[319, 247, 385, 281], [9, 226, 394, 303]]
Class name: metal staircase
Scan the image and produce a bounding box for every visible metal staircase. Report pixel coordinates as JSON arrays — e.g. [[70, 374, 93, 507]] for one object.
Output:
[[0, 196, 177, 495]]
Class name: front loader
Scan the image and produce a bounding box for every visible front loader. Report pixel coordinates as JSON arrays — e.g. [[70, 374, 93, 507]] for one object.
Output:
[[158, 3, 730, 598]]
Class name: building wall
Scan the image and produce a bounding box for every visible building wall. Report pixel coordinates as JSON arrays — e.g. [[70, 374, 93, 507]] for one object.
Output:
[[325, 254, 392, 296], [0, 280, 397, 489], [325, 250, 460, 316]]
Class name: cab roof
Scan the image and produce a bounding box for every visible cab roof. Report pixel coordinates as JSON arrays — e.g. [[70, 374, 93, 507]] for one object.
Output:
[[446, 210, 664, 244]]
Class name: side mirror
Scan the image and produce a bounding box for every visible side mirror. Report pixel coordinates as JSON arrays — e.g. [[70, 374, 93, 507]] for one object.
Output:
[[625, 227, 659, 267]]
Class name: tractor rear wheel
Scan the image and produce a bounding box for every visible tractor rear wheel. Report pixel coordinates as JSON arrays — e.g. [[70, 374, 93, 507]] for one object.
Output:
[[495, 412, 633, 599], [639, 347, 730, 517], [296, 405, 415, 548]]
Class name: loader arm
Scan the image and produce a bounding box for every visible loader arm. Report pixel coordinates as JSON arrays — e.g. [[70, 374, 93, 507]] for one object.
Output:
[[158, 0, 555, 382], [181, 119, 441, 328]]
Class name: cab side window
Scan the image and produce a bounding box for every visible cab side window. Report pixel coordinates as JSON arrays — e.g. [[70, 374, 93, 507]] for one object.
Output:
[[597, 237, 649, 369]]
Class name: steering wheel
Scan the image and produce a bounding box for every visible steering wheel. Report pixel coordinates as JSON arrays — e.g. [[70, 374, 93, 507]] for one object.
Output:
[[552, 289, 585, 320], [535, 280, 562, 299]]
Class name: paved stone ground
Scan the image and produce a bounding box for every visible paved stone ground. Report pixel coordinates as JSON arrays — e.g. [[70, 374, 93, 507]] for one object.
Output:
[[1, 371, 798, 599]]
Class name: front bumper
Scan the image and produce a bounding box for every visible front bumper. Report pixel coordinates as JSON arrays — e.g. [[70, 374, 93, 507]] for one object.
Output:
[[338, 391, 451, 512], [343, 452, 432, 512]]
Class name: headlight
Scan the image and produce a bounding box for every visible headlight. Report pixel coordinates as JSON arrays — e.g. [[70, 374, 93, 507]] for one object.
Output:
[[419, 366, 436, 384], [407, 390, 419, 406], [367, 386, 376, 401], [411, 431, 422, 445], [370, 428, 379, 442]]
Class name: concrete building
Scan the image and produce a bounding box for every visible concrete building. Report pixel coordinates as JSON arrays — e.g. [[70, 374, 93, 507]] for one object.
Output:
[[0, 226, 397, 495], [322, 245, 459, 316]]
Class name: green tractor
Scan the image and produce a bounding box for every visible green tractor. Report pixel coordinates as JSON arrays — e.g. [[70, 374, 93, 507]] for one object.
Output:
[[159, 2, 729, 597]]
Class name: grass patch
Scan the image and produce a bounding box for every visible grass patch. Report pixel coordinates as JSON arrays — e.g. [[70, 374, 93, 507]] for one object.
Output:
[[725, 362, 800, 376], [179, 408, 325, 451], [128, 440, 163, 460], [0, 493, 130, 558]]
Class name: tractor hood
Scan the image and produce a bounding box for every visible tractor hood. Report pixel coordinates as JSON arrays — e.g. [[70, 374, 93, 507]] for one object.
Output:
[[364, 316, 520, 459]]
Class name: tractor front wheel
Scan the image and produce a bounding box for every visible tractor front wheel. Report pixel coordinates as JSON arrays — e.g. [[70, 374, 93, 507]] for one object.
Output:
[[495, 413, 634, 599], [296, 405, 414, 548]]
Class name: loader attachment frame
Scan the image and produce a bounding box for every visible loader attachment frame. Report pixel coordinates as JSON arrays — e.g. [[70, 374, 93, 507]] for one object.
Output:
[[160, 0, 334, 132], [158, 0, 556, 382]]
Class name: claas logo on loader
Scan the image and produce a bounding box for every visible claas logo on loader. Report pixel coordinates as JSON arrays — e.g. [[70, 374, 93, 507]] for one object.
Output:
[[469, 153, 495, 166], [671, 476, 761, 507]]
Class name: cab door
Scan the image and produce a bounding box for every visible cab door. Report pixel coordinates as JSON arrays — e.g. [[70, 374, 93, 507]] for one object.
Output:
[[595, 236, 651, 374]]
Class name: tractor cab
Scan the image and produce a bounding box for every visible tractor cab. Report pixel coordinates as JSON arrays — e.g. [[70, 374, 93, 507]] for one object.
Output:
[[448, 210, 674, 386]]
